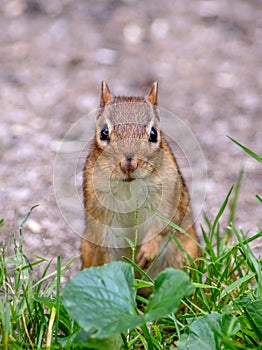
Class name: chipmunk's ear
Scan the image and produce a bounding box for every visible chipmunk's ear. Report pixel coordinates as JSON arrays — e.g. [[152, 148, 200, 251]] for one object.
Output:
[[146, 81, 158, 105], [100, 81, 113, 107]]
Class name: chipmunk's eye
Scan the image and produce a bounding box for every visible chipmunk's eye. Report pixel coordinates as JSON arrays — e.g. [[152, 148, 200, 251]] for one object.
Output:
[[100, 126, 110, 141], [148, 126, 158, 143]]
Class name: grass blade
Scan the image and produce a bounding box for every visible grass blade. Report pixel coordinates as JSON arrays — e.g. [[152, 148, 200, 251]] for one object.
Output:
[[227, 168, 244, 237], [230, 225, 262, 299], [144, 207, 204, 254], [220, 273, 256, 298], [255, 194, 262, 204], [228, 136, 262, 163], [55, 255, 61, 343], [123, 256, 154, 283], [210, 185, 234, 242]]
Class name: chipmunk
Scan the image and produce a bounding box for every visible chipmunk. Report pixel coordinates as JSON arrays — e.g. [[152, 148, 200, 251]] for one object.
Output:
[[81, 81, 199, 280]]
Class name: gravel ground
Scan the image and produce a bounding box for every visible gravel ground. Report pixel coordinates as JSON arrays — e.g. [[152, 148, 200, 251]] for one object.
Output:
[[0, 0, 261, 279]]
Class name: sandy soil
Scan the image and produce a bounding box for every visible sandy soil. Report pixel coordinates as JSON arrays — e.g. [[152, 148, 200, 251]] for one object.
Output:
[[0, 0, 261, 279]]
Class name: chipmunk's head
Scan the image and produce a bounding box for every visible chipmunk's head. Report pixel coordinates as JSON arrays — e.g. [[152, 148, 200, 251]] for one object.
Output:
[[94, 81, 162, 182]]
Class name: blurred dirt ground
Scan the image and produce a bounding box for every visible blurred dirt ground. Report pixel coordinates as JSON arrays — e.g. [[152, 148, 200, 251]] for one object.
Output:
[[0, 0, 261, 278]]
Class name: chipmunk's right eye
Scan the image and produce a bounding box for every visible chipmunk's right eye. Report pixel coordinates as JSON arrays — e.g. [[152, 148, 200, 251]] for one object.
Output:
[[148, 126, 158, 143], [100, 126, 110, 141]]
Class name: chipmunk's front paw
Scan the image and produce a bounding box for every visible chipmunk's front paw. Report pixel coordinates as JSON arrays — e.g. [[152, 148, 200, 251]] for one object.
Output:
[[136, 237, 161, 269]]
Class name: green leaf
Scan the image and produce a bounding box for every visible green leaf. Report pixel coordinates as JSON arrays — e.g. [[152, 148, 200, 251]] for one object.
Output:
[[245, 299, 262, 333], [177, 313, 222, 350], [63, 262, 142, 339], [145, 269, 194, 322], [85, 334, 123, 350], [235, 295, 262, 342], [242, 298, 262, 339], [63, 262, 194, 340], [220, 313, 240, 338], [59, 327, 122, 350], [176, 313, 239, 350]]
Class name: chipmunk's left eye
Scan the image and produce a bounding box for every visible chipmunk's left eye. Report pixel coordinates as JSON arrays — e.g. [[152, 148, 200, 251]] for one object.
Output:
[[148, 126, 158, 143], [100, 126, 110, 141]]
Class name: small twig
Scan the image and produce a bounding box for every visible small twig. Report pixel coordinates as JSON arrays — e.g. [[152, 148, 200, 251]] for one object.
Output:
[[22, 312, 34, 349], [46, 307, 56, 350]]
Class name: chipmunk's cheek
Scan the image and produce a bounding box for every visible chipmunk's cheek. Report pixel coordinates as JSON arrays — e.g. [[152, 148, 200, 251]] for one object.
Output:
[[137, 158, 153, 174], [110, 166, 124, 181]]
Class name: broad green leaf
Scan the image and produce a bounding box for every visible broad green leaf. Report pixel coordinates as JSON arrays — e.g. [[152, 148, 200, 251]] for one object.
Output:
[[176, 313, 239, 350], [235, 295, 262, 342], [245, 299, 262, 331], [176, 313, 222, 350], [85, 334, 122, 350], [234, 293, 253, 307], [220, 313, 240, 338], [63, 262, 142, 338], [59, 328, 122, 350], [63, 262, 194, 340], [145, 269, 194, 322]]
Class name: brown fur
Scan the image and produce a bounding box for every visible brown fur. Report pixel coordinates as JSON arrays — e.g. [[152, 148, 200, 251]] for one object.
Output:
[[81, 81, 199, 282]]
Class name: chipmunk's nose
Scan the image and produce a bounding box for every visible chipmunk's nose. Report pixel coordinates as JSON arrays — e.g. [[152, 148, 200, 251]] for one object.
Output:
[[120, 157, 138, 174]]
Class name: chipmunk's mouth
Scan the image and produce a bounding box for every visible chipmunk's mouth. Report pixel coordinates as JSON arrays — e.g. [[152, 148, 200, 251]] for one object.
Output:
[[122, 175, 135, 182]]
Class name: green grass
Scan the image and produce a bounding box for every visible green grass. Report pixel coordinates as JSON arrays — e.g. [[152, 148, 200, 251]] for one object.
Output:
[[0, 139, 261, 349]]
